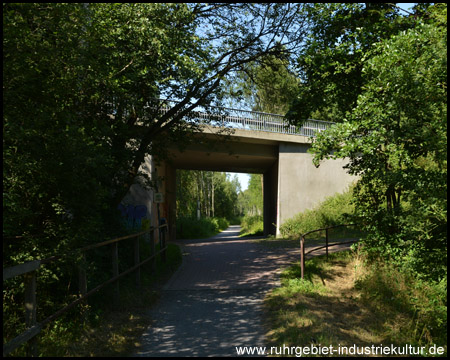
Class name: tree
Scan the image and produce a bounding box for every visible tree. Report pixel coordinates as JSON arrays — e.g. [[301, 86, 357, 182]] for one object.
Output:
[[108, 3, 309, 205], [230, 55, 299, 114], [3, 3, 117, 260], [286, 3, 423, 123], [3, 3, 308, 260], [176, 171, 240, 220], [309, 4, 447, 280], [238, 174, 263, 216]]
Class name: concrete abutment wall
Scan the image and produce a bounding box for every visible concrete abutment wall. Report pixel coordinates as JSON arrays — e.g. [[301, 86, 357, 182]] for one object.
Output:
[[276, 142, 355, 236]]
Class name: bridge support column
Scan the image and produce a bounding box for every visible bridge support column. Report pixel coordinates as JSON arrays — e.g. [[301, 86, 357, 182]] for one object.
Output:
[[155, 161, 177, 242], [165, 163, 177, 242], [263, 160, 278, 236]]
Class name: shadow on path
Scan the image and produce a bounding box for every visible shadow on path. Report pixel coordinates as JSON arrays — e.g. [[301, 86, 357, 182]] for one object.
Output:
[[134, 226, 352, 357]]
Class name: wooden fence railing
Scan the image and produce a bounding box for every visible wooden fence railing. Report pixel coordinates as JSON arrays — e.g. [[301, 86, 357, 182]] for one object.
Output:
[[299, 224, 360, 279], [3, 223, 168, 357]]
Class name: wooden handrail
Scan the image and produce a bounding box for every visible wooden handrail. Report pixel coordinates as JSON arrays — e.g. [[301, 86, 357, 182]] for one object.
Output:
[[39, 224, 167, 265], [3, 223, 168, 356], [3, 260, 41, 281], [299, 224, 359, 279], [304, 239, 359, 256], [301, 223, 355, 238]]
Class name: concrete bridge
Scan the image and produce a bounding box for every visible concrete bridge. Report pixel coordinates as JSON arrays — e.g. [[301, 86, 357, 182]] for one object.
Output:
[[121, 100, 355, 239]]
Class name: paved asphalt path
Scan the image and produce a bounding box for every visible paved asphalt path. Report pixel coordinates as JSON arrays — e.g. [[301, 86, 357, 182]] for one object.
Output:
[[134, 225, 351, 357]]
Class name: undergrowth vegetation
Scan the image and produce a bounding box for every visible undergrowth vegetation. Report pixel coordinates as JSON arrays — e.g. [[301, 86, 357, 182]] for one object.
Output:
[[355, 258, 447, 348], [267, 178, 446, 355], [240, 215, 264, 237], [4, 243, 182, 357], [176, 216, 229, 239], [265, 250, 447, 355], [279, 186, 356, 239]]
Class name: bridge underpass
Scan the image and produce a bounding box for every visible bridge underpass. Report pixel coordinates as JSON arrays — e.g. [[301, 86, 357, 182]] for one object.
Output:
[[167, 129, 279, 237], [119, 101, 356, 357], [121, 102, 355, 241], [146, 128, 354, 241]]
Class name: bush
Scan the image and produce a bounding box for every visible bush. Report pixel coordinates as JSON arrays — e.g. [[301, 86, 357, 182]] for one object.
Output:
[[228, 216, 243, 226], [176, 217, 229, 239], [216, 217, 230, 231], [240, 215, 264, 236]]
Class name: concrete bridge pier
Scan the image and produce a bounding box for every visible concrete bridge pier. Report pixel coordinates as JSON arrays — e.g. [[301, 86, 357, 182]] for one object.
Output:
[[152, 160, 177, 243], [263, 160, 278, 236]]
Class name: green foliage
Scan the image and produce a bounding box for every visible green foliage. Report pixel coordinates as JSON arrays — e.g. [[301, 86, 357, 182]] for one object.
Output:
[[356, 260, 447, 347], [4, 3, 112, 261], [279, 187, 355, 238], [177, 170, 240, 220], [231, 55, 299, 114], [240, 215, 264, 237], [3, 2, 209, 263], [213, 174, 240, 219], [309, 5, 447, 281], [176, 217, 229, 239], [287, 3, 424, 123], [237, 174, 263, 217]]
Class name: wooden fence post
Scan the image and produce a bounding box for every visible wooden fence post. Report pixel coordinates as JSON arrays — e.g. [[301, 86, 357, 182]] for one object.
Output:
[[78, 252, 88, 319], [161, 226, 166, 263], [111, 242, 119, 305], [300, 235, 305, 280], [134, 236, 141, 289], [24, 272, 38, 357], [326, 228, 329, 261], [150, 230, 156, 272], [78, 253, 87, 298]]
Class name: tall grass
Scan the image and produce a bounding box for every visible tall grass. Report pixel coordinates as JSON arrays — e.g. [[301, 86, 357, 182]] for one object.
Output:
[[355, 258, 447, 348], [265, 250, 447, 353], [279, 187, 355, 238], [240, 215, 264, 237]]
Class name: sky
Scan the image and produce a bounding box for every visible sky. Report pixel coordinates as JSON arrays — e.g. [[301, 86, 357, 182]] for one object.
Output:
[[227, 172, 250, 192], [396, 3, 416, 13]]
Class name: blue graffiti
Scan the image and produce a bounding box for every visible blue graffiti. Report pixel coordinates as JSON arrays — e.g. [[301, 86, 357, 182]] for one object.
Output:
[[117, 204, 148, 229]]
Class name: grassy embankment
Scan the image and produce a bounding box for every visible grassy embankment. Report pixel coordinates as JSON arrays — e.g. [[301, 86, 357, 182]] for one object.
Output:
[[264, 250, 447, 356], [240, 186, 358, 239], [240, 214, 264, 237]]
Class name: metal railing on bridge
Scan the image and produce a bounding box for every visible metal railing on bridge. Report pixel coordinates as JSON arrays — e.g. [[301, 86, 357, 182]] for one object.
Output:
[[105, 98, 334, 137]]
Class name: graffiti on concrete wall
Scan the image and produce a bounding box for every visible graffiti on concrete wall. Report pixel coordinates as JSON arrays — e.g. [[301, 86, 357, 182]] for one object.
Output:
[[117, 204, 148, 229]]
